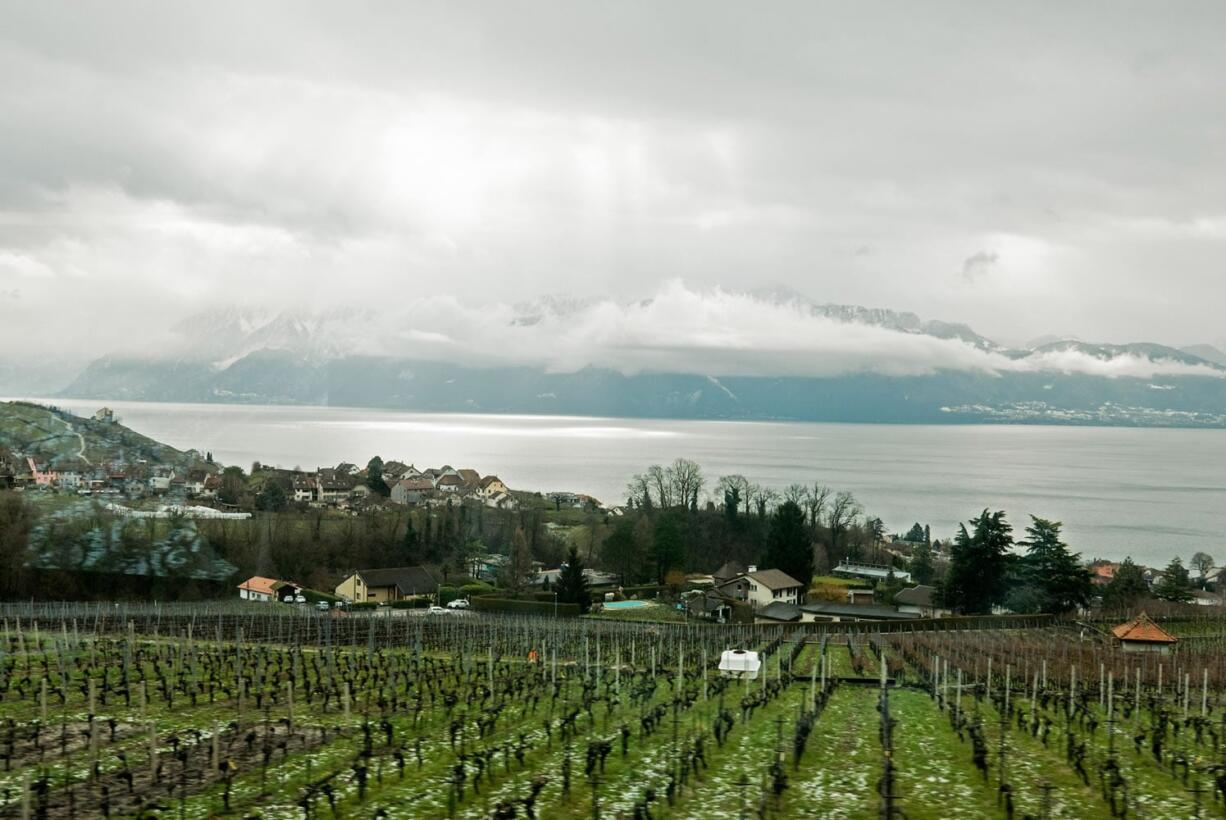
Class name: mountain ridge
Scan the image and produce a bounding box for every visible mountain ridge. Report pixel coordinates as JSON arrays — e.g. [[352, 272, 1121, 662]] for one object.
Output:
[[22, 294, 1226, 429]]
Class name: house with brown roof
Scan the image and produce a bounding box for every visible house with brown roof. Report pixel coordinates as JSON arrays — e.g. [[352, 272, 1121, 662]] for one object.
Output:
[[1112, 612, 1177, 653], [435, 473, 464, 493], [292, 477, 318, 503], [457, 468, 481, 489], [335, 566, 439, 603], [894, 584, 948, 618], [715, 567, 805, 611], [712, 561, 747, 585], [479, 475, 509, 497], [391, 478, 435, 506]]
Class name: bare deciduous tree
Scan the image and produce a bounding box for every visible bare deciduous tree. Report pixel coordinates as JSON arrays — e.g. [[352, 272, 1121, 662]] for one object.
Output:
[[805, 484, 832, 531], [827, 490, 861, 565], [668, 458, 704, 510], [783, 483, 807, 505], [646, 464, 672, 509]]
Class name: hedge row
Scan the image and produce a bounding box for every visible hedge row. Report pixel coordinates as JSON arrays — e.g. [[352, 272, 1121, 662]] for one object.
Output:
[[471, 595, 581, 617], [346, 598, 430, 610], [438, 583, 497, 604]]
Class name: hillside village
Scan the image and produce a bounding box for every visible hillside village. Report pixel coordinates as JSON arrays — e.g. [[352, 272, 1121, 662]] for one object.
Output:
[[0, 403, 604, 515]]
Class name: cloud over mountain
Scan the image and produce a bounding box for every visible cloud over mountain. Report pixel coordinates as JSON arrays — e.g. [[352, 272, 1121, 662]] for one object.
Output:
[[144, 282, 1226, 383]]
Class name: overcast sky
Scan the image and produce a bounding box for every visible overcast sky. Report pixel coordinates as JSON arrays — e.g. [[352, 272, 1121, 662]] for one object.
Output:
[[3, 1, 1226, 364]]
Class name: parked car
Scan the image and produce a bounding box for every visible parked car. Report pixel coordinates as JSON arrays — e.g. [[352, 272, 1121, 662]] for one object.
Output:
[[428, 605, 448, 615], [446, 598, 470, 609], [315, 600, 331, 611]]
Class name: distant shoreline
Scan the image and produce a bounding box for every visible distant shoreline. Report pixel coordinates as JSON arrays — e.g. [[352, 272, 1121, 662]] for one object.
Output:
[[16, 395, 1226, 434]]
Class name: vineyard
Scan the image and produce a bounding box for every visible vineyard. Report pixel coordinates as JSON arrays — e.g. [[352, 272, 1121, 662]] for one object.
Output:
[[0, 604, 1222, 818]]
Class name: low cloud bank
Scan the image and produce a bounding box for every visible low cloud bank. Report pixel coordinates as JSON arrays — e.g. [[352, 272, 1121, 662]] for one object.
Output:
[[162, 281, 1224, 382]]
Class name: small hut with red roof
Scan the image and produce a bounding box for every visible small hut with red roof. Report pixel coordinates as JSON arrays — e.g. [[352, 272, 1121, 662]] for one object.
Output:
[[1111, 612, 1177, 654]]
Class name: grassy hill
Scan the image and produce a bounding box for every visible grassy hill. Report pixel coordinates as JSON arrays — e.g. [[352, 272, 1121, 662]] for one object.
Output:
[[0, 400, 215, 472]]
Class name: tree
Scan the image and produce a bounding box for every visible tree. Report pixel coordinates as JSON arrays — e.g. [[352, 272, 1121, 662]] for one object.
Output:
[[1190, 551, 1216, 584], [667, 459, 704, 510], [1101, 557, 1148, 610], [762, 501, 814, 591], [556, 545, 592, 613], [499, 527, 534, 594], [218, 466, 246, 506], [652, 513, 685, 584], [903, 523, 926, 543], [804, 484, 832, 532], [0, 492, 33, 598], [910, 541, 936, 585], [722, 483, 741, 525], [601, 518, 643, 586], [626, 473, 654, 511], [867, 517, 886, 545], [1153, 557, 1193, 603], [1013, 516, 1092, 614], [783, 484, 807, 506], [256, 480, 288, 512], [827, 491, 861, 565], [366, 457, 390, 497], [939, 509, 1013, 615], [646, 464, 672, 509], [401, 515, 423, 565]]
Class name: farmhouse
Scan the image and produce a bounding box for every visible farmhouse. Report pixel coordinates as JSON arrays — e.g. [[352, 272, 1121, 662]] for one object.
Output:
[[335, 566, 439, 603], [1112, 612, 1177, 654]]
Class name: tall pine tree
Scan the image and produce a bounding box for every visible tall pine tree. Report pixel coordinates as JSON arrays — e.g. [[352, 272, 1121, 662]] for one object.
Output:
[[761, 501, 814, 591], [1101, 557, 1149, 611], [939, 509, 1013, 615], [1012, 516, 1092, 614], [556, 545, 592, 613]]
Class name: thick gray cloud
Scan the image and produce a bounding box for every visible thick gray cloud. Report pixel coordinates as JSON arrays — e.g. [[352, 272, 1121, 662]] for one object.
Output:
[[2, 1, 1226, 362]]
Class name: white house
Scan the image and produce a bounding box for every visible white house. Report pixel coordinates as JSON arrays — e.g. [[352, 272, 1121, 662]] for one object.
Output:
[[292, 477, 317, 504], [485, 491, 517, 510], [148, 473, 173, 493], [238, 576, 279, 602], [715, 567, 804, 611], [435, 473, 464, 493]]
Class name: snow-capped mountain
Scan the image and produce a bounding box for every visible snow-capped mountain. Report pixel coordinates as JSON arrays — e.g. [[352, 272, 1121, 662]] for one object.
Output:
[[167, 306, 380, 367], [39, 290, 1226, 428]]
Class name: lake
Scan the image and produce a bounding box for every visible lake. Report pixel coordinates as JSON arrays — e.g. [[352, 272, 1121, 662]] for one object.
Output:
[[29, 397, 1226, 567]]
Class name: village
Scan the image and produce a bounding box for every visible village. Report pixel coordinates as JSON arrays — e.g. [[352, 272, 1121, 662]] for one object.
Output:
[[0, 406, 609, 515]]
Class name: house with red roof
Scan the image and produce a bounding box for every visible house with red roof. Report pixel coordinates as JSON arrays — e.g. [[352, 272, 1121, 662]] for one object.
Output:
[[1112, 612, 1177, 654], [238, 576, 280, 603]]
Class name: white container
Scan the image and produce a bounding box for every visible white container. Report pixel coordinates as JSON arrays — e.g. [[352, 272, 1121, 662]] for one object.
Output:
[[718, 649, 761, 679]]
